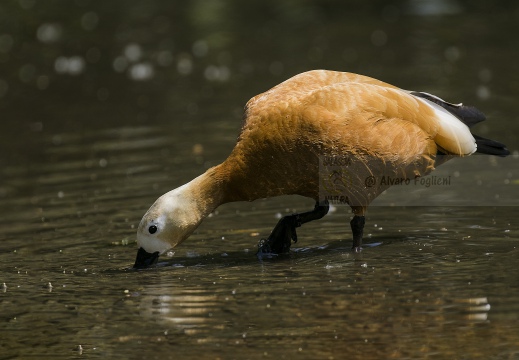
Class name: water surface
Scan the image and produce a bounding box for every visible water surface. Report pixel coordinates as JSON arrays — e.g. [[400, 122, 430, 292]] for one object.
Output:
[[1, 1, 518, 359]]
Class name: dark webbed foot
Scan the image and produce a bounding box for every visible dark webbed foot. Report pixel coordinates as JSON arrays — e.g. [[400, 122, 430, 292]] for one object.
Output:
[[257, 215, 300, 255], [257, 201, 329, 256]]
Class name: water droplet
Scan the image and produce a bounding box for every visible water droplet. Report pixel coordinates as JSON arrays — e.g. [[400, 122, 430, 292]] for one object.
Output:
[[113, 56, 128, 72], [68, 56, 85, 75], [477, 85, 490, 100], [204, 65, 230, 82], [177, 55, 193, 75], [37, 23, 62, 43], [54, 56, 85, 75], [129, 63, 154, 81], [54, 56, 68, 74], [124, 43, 142, 62], [192, 40, 208, 57]]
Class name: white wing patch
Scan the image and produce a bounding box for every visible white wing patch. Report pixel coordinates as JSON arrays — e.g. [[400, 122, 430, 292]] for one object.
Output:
[[417, 97, 476, 156]]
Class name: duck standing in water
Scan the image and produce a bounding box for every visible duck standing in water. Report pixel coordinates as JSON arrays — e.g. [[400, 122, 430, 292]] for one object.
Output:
[[133, 70, 509, 268]]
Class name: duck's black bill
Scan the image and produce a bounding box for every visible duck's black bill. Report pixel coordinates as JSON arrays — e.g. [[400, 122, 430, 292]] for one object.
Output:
[[133, 247, 160, 269]]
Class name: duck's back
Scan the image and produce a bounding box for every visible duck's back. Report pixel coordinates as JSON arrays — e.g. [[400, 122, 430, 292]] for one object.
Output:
[[245, 70, 399, 107]]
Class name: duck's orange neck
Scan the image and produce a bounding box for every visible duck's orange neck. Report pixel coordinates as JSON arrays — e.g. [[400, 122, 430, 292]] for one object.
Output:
[[186, 162, 240, 219]]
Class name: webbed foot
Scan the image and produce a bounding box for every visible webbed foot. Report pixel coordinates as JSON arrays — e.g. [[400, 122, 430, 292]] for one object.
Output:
[[256, 201, 330, 258], [257, 215, 300, 256]]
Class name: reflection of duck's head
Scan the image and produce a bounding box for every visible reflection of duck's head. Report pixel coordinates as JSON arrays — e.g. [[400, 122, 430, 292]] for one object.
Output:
[[137, 282, 219, 331]]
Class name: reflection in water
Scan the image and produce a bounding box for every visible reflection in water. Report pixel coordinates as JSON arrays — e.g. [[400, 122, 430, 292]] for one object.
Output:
[[139, 288, 219, 333], [126, 249, 516, 359], [462, 297, 491, 321]]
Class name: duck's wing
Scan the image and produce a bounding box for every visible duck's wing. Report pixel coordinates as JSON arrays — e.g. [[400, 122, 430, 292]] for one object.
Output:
[[303, 82, 477, 157], [409, 91, 485, 128]]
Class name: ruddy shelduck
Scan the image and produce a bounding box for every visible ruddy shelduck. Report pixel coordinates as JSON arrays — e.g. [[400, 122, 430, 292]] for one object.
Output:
[[133, 70, 509, 268]]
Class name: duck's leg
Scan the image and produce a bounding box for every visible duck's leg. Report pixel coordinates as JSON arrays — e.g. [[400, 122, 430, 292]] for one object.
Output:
[[257, 200, 329, 255], [350, 206, 366, 252]]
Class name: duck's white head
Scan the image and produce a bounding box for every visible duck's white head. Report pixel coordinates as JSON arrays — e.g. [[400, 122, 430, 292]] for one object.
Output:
[[133, 184, 204, 268]]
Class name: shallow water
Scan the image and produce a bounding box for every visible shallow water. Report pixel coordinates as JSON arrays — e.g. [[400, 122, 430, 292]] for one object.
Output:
[[1, 1, 519, 359]]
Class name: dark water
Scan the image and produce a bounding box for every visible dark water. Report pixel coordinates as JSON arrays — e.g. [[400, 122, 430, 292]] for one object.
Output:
[[1, 1, 519, 359]]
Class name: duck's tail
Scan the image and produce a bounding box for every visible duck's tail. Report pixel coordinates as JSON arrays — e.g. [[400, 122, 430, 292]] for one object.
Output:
[[473, 134, 510, 157], [411, 91, 510, 157]]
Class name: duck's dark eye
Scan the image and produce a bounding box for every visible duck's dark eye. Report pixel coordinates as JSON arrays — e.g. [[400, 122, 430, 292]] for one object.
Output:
[[148, 225, 158, 234]]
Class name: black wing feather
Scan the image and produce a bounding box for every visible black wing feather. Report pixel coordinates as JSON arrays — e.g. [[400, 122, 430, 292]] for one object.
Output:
[[410, 91, 485, 128]]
